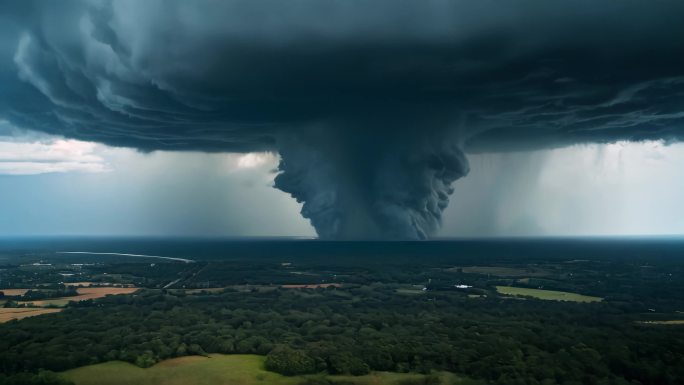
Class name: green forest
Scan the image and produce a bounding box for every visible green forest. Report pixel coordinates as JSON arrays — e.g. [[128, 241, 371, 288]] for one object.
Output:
[[1, 245, 684, 385], [1, 286, 683, 385]]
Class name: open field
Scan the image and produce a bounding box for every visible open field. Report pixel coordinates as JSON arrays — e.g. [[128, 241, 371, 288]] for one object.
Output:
[[0, 307, 63, 323], [0, 288, 30, 296], [396, 288, 426, 295], [289, 271, 318, 276], [62, 354, 465, 385], [495, 286, 602, 302], [639, 320, 684, 325], [63, 355, 296, 385], [183, 287, 226, 294], [74, 287, 139, 299], [66, 282, 135, 288], [281, 283, 341, 289], [448, 266, 551, 277], [66, 282, 98, 287], [18, 287, 138, 307]]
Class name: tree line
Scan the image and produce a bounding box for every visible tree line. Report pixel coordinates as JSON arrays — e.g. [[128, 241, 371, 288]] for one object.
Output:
[[1, 287, 682, 384]]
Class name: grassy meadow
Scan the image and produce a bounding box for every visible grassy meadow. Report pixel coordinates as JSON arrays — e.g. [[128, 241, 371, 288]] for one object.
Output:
[[0, 307, 63, 323], [495, 286, 602, 302], [62, 354, 469, 385], [395, 288, 426, 295], [639, 320, 684, 325], [17, 287, 138, 307], [0, 289, 30, 296]]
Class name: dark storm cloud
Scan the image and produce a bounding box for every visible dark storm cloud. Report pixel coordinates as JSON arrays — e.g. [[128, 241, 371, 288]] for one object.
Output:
[[1, 0, 683, 239]]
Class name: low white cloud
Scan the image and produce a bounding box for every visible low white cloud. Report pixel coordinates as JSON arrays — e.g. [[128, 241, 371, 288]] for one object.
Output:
[[0, 119, 280, 178], [0, 137, 110, 175], [236, 152, 277, 169]]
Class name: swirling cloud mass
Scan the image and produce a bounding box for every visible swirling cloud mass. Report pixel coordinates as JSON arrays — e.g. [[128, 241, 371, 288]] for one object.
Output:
[[1, 0, 683, 239]]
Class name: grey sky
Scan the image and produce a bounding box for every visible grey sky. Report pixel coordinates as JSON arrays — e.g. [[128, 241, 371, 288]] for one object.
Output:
[[1, 128, 682, 237], [1, 1, 683, 239], [444, 142, 684, 237], [0, 139, 313, 237]]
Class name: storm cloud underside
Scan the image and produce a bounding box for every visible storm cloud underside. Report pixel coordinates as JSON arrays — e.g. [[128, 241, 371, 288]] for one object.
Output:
[[1, 1, 683, 239]]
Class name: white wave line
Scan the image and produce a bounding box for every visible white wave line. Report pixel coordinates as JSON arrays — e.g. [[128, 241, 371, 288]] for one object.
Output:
[[56, 251, 194, 263]]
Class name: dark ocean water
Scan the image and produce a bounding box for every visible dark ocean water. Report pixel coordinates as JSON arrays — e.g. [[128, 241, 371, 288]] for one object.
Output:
[[1, 236, 683, 265]]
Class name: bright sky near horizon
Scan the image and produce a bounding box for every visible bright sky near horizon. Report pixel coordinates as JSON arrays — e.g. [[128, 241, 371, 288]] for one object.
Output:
[[2, 1, 684, 240], [2, 122, 683, 238]]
